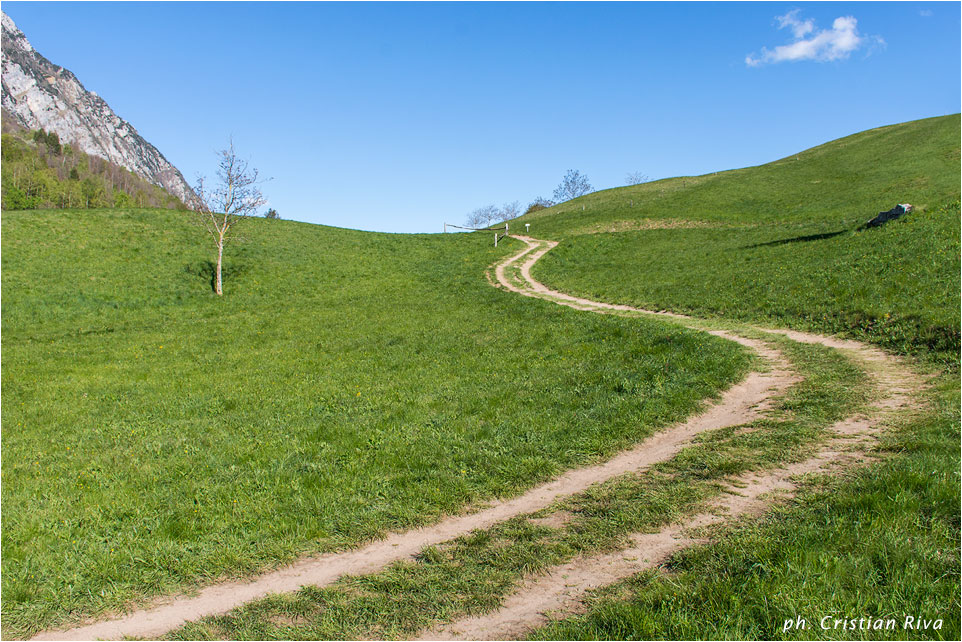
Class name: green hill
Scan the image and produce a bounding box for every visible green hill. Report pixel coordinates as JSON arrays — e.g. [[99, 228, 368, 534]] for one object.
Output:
[[519, 114, 959, 233], [0, 209, 747, 636], [2, 115, 958, 639], [509, 115, 960, 641], [517, 115, 961, 364]]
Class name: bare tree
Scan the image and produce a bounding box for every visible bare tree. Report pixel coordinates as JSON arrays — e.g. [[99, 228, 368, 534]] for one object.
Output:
[[464, 201, 519, 228], [625, 171, 649, 185], [552, 169, 593, 203], [193, 140, 267, 295], [465, 204, 500, 228], [499, 200, 520, 221]]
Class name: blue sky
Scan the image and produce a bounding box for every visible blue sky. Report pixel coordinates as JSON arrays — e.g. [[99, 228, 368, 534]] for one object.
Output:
[[4, 1, 960, 233]]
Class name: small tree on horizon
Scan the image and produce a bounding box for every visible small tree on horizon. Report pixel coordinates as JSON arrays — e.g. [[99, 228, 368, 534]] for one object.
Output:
[[192, 140, 267, 296], [525, 196, 554, 214], [625, 171, 649, 185], [500, 200, 520, 221], [552, 169, 592, 203], [465, 201, 519, 228], [265, 207, 279, 219], [465, 204, 500, 228]]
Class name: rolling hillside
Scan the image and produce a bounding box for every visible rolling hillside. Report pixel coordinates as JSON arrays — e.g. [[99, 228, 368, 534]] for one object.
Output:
[[1, 210, 748, 637], [2, 115, 958, 640], [518, 115, 959, 233], [516, 115, 961, 364], [503, 114, 961, 640]]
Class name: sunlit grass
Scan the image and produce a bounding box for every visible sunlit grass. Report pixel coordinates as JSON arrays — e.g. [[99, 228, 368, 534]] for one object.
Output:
[[530, 374, 960, 641], [514, 115, 960, 365], [164, 336, 870, 641], [533, 203, 960, 364], [0, 209, 749, 637], [511, 114, 960, 641]]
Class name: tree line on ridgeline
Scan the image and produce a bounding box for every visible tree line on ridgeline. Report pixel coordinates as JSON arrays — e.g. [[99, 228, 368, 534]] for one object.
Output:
[[0, 126, 188, 211], [465, 168, 649, 228]]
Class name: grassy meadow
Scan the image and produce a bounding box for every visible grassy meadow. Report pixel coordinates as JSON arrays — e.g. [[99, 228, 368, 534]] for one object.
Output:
[[163, 334, 876, 640], [529, 373, 960, 641], [517, 115, 959, 234], [0, 209, 749, 637], [533, 203, 959, 364], [505, 115, 961, 639], [517, 114, 960, 365], [1, 113, 958, 640]]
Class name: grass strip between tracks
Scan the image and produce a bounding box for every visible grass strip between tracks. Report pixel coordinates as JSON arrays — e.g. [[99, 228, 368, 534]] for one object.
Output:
[[163, 336, 867, 640]]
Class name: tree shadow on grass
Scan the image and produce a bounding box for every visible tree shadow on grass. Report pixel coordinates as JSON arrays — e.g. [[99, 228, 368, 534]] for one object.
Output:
[[743, 230, 849, 249], [184, 260, 248, 293], [745, 211, 912, 249]]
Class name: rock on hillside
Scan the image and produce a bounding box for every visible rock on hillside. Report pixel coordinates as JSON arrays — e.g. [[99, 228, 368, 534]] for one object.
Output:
[[1, 11, 200, 208]]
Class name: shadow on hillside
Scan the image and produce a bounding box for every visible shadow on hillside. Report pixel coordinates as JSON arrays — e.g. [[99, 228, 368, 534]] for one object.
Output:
[[184, 261, 219, 292], [184, 260, 248, 293], [744, 230, 849, 249]]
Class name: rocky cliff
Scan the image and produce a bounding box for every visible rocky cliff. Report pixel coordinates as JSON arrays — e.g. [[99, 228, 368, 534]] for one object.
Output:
[[1, 11, 199, 208]]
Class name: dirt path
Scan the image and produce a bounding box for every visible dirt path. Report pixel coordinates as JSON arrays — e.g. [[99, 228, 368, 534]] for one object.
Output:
[[33, 354, 789, 642], [29, 236, 917, 641], [417, 375, 905, 642], [417, 440, 859, 642], [412, 235, 920, 640], [502, 235, 917, 422], [31, 286, 794, 640]]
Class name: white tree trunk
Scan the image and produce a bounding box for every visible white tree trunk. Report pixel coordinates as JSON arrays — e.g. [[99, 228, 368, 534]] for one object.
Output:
[[215, 236, 224, 296]]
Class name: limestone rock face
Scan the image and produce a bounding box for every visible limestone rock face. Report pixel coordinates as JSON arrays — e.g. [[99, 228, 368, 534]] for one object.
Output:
[[1, 11, 200, 207]]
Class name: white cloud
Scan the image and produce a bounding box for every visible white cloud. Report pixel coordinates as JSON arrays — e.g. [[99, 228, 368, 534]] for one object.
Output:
[[777, 9, 815, 39], [746, 11, 871, 67], [920, 10, 933, 17]]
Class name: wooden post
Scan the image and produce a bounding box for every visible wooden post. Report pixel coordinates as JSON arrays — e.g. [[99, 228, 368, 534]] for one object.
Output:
[[494, 232, 498, 247]]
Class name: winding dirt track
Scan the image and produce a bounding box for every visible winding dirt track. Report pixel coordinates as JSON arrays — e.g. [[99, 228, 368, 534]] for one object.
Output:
[[29, 236, 918, 641], [416, 235, 919, 640]]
